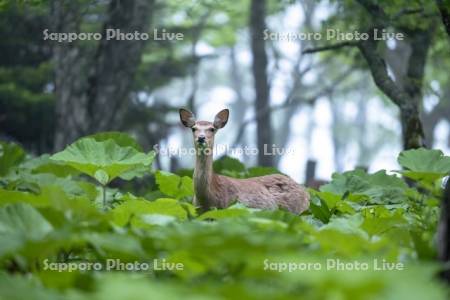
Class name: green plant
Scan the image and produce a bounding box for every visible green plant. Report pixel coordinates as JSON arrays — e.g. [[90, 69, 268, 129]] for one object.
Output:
[[0, 137, 448, 299], [50, 132, 155, 209]]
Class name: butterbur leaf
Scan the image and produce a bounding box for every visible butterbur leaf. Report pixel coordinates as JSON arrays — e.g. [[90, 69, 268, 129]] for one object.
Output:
[[85, 131, 143, 150], [398, 148, 450, 173], [320, 170, 407, 204], [19, 154, 79, 177], [311, 190, 341, 209], [111, 198, 188, 228], [83, 232, 145, 258], [398, 148, 450, 183], [0, 203, 53, 257], [50, 133, 155, 185], [361, 208, 407, 237], [155, 171, 193, 199]]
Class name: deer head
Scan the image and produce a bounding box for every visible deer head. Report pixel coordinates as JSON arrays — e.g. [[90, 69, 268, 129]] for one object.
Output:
[[179, 108, 229, 155]]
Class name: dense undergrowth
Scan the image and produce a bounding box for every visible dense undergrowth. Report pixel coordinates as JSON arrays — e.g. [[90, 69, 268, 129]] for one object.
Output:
[[0, 132, 449, 299]]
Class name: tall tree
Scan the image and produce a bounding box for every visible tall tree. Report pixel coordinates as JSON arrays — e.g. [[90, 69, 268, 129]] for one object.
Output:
[[249, 0, 272, 166], [52, 0, 154, 150], [357, 0, 434, 150], [304, 0, 435, 150]]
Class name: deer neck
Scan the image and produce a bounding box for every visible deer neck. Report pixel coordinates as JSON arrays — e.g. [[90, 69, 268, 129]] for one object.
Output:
[[193, 150, 215, 207]]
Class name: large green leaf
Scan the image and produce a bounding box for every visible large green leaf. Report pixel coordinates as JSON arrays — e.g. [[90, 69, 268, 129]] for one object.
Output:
[[197, 208, 250, 220], [19, 154, 80, 177], [309, 195, 331, 224], [361, 207, 408, 237], [398, 148, 450, 173], [85, 131, 143, 151], [0, 185, 101, 224], [50, 133, 155, 185], [320, 169, 407, 204], [111, 198, 188, 228], [155, 171, 193, 199], [83, 232, 145, 258], [398, 148, 450, 182], [0, 203, 53, 257]]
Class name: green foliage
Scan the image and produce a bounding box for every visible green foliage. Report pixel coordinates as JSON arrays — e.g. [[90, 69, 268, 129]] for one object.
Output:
[[50, 132, 155, 185], [111, 196, 193, 227], [0, 141, 25, 176], [0, 140, 448, 299], [398, 148, 450, 183], [0, 203, 52, 256], [155, 170, 194, 199], [320, 169, 408, 204]]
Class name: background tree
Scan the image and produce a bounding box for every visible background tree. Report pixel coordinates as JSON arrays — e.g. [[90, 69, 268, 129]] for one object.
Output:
[[304, 0, 438, 150], [52, 0, 155, 150], [249, 0, 272, 166]]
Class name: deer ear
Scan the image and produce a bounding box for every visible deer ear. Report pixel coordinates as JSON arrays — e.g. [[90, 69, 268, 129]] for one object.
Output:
[[213, 109, 229, 129], [179, 108, 196, 128]]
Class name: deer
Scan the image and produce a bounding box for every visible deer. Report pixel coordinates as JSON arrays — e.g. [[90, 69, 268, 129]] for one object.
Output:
[[179, 108, 310, 214]]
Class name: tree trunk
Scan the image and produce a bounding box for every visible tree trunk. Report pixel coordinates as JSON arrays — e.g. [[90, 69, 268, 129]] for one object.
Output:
[[52, 0, 154, 150], [85, 0, 153, 132], [353, 0, 435, 150], [402, 28, 432, 149], [357, 25, 433, 150], [249, 0, 272, 166], [52, 0, 88, 149]]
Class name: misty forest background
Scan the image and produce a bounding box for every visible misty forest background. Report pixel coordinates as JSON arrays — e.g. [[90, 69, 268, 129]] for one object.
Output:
[[1, 0, 450, 184]]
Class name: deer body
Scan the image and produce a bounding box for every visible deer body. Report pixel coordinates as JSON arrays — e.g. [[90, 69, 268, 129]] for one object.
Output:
[[180, 108, 310, 214]]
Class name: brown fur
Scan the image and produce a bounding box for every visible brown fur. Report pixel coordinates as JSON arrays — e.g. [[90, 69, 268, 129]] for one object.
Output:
[[193, 153, 310, 214], [194, 174, 309, 214]]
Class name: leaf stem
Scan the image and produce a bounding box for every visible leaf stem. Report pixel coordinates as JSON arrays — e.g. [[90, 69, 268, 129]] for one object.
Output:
[[102, 185, 107, 210]]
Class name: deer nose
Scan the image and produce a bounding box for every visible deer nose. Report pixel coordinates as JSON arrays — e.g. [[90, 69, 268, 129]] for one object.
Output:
[[197, 136, 206, 143]]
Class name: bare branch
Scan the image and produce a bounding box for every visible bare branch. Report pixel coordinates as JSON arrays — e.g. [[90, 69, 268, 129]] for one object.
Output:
[[231, 68, 354, 147], [392, 8, 423, 19], [302, 41, 359, 54], [357, 39, 409, 108]]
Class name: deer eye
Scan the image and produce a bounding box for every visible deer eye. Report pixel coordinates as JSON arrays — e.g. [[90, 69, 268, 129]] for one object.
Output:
[[209, 128, 215, 132], [191, 128, 197, 132]]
